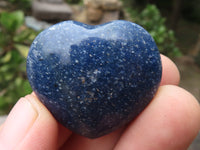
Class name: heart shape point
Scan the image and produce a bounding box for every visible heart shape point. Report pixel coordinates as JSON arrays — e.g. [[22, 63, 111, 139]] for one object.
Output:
[[27, 20, 162, 138]]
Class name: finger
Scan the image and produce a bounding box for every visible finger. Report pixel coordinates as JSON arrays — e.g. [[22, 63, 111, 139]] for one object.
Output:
[[18, 93, 72, 150], [29, 93, 72, 149], [160, 55, 180, 86], [114, 85, 200, 150], [61, 127, 124, 150], [0, 93, 72, 150], [0, 96, 38, 150]]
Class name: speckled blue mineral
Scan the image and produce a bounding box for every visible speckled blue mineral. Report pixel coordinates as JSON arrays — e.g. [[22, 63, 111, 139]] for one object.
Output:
[[26, 20, 162, 138]]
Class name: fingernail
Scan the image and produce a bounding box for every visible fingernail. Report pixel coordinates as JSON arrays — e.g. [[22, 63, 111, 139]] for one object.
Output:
[[0, 97, 38, 149]]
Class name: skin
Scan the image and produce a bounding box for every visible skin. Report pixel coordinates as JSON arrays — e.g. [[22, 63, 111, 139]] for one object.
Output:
[[0, 54, 199, 150]]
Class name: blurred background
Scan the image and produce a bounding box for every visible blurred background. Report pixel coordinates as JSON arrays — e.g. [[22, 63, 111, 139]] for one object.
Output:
[[0, 0, 200, 149]]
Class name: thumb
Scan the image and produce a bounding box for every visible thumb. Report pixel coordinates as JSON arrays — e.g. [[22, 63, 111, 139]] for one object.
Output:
[[0, 93, 70, 150]]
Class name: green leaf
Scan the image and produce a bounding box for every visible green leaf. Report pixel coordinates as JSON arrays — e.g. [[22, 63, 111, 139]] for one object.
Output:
[[15, 44, 29, 58], [5, 73, 14, 81], [158, 26, 166, 34], [0, 10, 24, 33], [23, 80, 32, 94], [14, 77, 23, 87], [14, 29, 31, 43], [0, 64, 10, 72], [1, 52, 12, 63]]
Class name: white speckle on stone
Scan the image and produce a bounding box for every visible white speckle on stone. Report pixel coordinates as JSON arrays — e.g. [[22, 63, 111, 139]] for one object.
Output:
[[32, 49, 40, 58], [33, 41, 38, 45], [83, 50, 87, 54], [91, 76, 97, 83], [75, 59, 79, 63], [131, 50, 135, 54], [49, 26, 56, 31], [93, 69, 101, 75]]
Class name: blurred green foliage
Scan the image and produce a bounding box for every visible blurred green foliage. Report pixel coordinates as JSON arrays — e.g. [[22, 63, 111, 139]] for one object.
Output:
[[8, 0, 31, 11], [126, 4, 181, 57], [0, 10, 37, 114], [124, 0, 200, 23]]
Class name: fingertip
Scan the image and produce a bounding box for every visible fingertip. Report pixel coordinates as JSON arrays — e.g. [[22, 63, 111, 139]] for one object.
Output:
[[158, 85, 200, 149], [0, 93, 70, 150], [160, 55, 180, 86], [158, 85, 200, 135]]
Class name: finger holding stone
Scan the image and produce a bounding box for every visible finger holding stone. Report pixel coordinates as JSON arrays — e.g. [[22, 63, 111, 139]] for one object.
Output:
[[17, 93, 72, 150], [0, 97, 38, 150], [0, 93, 72, 150], [114, 85, 200, 150]]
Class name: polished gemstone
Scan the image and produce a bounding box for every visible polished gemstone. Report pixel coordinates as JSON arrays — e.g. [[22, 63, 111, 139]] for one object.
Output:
[[26, 20, 162, 138]]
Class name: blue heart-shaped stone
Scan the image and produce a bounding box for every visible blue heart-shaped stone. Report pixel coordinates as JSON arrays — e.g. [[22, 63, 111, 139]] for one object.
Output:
[[27, 20, 162, 138]]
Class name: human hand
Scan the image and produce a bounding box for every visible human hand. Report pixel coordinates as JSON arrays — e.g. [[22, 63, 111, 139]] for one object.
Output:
[[0, 55, 199, 150]]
